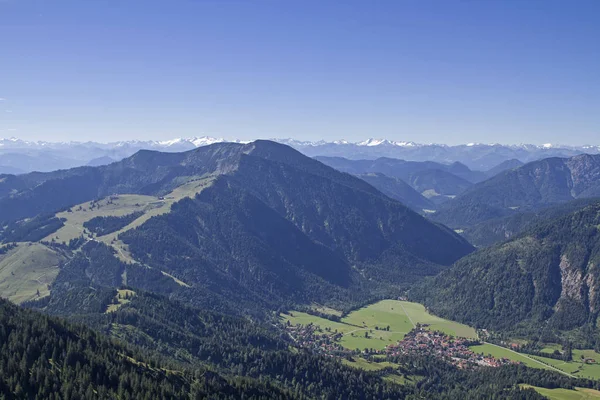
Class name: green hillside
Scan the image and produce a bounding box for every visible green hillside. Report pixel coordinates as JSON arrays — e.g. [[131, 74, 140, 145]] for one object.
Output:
[[0, 243, 64, 304]]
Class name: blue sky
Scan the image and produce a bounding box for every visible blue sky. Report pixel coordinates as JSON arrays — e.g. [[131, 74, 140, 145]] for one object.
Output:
[[1, 0, 599, 145]]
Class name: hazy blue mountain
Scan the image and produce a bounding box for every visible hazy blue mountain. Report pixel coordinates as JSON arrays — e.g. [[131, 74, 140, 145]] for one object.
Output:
[[2, 136, 599, 173], [357, 172, 435, 212], [434, 154, 600, 228], [315, 156, 475, 204], [485, 158, 524, 177]]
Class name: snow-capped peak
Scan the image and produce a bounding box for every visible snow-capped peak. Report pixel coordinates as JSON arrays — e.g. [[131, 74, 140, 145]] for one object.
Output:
[[358, 138, 386, 146], [190, 136, 227, 147], [393, 141, 417, 147], [158, 138, 186, 146]]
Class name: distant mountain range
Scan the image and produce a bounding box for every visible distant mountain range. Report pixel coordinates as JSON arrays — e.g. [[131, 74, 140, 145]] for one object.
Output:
[[2, 136, 599, 173], [316, 156, 479, 207]]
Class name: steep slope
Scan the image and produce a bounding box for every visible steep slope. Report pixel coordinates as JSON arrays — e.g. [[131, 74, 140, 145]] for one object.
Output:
[[0, 140, 473, 314], [412, 202, 600, 334], [358, 173, 435, 212], [434, 154, 600, 228]]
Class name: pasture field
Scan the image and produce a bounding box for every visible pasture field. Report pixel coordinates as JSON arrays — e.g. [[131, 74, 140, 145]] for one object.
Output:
[[521, 385, 600, 400], [470, 343, 600, 379], [46, 177, 214, 245], [46, 194, 158, 244], [469, 343, 553, 371], [42, 177, 214, 264], [0, 243, 64, 304], [282, 300, 476, 351], [530, 353, 600, 380]]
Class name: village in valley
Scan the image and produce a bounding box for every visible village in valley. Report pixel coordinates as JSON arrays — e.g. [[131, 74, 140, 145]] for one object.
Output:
[[284, 320, 516, 369]]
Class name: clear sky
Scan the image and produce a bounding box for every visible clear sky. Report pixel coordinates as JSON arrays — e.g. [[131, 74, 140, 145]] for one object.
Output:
[[1, 0, 599, 145]]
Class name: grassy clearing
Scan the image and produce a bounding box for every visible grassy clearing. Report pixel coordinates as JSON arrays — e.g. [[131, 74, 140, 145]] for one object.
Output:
[[383, 374, 424, 386], [161, 271, 191, 288], [341, 358, 398, 371], [46, 195, 158, 244], [521, 385, 600, 400], [105, 289, 136, 313], [282, 300, 476, 351], [0, 243, 64, 304], [541, 343, 563, 355]]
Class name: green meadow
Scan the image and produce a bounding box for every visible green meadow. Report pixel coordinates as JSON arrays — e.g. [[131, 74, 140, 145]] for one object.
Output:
[[471, 343, 600, 379], [521, 385, 600, 400]]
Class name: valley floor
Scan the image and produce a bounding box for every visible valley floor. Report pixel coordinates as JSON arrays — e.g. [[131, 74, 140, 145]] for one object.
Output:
[[282, 299, 600, 382]]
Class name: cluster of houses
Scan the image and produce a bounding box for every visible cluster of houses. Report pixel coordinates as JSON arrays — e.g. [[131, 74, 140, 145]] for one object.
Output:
[[385, 325, 516, 368], [285, 322, 354, 358]]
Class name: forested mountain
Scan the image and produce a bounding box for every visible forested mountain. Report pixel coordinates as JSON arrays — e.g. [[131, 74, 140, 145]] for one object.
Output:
[[412, 202, 600, 340], [434, 154, 600, 228], [0, 141, 473, 314], [315, 156, 477, 204], [358, 173, 435, 212], [0, 297, 294, 399]]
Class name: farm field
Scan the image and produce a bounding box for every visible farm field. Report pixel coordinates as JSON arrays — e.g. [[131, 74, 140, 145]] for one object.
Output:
[[521, 385, 600, 400], [282, 300, 476, 351], [0, 243, 64, 304]]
